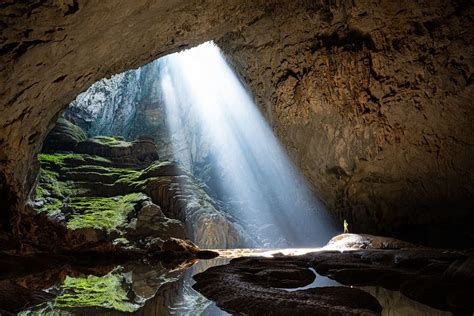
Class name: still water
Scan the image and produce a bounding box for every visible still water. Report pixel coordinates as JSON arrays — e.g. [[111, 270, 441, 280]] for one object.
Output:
[[15, 249, 450, 316]]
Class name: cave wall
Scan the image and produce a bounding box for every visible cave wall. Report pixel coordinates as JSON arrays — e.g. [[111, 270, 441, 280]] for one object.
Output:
[[0, 0, 270, 241], [218, 0, 474, 246], [1, 0, 473, 247]]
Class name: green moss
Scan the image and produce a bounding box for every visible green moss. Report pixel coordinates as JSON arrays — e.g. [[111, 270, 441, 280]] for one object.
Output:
[[40, 198, 64, 215], [35, 185, 46, 199], [37, 168, 71, 201], [56, 117, 88, 142], [39, 153, 112, 168], [71, 164, 137, 176], [39, 153, 84, 166], [54, 273, 139, 312], [66, 193, 146, 231], [19, 270, 140, 313], [91, 136, 129, 147]]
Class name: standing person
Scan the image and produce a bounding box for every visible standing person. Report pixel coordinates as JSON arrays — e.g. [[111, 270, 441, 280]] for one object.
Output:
[[343, 220, 349, 233]]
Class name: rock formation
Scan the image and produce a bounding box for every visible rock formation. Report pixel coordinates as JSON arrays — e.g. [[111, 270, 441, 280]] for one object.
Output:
[[193, 239, 474, 315], [24, 117, 248, 253], [217, 1, 474, 246], [0, 0, 473, 250]]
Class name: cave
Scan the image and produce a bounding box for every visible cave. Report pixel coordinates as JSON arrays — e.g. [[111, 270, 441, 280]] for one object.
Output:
[[1, 1, 473, 315]]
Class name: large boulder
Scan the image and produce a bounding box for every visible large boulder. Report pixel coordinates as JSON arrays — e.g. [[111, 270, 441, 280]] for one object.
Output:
[[42, 117, 87, 152], [132, 201, 186, 240], [162, 237, 201, 254], [325, 233, 418, 250]]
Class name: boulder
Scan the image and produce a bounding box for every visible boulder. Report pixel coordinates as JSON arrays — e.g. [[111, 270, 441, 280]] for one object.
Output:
[[133, 201, 186, 240], [325, 233, 418, 250], [42, 117, 87, 151], [162, 237, 200, 254]]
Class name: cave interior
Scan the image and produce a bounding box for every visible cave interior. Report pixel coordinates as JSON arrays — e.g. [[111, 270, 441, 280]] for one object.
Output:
[[0, 1, 473, 315]]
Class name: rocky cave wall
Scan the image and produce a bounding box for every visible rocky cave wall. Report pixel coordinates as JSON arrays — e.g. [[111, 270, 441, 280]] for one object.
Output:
[[1, 0, 473, 248], [218, 0, 474, 246], [0, 0, 272, 243]]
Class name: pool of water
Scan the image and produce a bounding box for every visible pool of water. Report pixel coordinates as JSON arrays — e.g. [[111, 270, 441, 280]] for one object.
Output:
[[8, 249, 452, 315]]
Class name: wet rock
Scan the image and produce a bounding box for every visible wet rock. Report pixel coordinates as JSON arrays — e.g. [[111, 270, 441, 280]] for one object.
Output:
[[325, 233, 418, 250], [162, 237, 200, 254], [309, 248, 474, 314], [192, 256, 383, 315]]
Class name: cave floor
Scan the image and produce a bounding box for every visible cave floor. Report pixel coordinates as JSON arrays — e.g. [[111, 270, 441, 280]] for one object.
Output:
[[2, 246, 472, 315]]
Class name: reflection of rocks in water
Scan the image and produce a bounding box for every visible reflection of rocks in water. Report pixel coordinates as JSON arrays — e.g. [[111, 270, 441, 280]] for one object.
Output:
[[9, 237, 473, 315], [8, 256, 189, 315], [129, 261, 183, 302], [137, 259, 230, 316], [360, 287, 451, 316], [0, 280, 54, 314]]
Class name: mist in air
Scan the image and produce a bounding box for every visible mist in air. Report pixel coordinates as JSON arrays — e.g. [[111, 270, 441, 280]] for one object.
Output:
[[159, 42, 337, 247]]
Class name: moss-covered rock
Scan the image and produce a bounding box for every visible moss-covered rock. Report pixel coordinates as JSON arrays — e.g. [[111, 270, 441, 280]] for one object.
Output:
[[66, 193, 147, 231], [42, 117, 88, 151], [75, 136, 158, 168], [20, 269, 141, 313], [33, 133, 248, 251]]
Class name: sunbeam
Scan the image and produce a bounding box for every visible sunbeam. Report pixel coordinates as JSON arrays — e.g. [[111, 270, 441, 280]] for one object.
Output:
[[159, 42, 337, 247]]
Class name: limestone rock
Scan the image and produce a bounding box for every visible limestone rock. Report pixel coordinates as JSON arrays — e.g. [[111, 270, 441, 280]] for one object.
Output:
[[325, 233, 418, 250], [42, 117, 87, 152], [1, 0, 472, 252], [75, 136, 158, 167], [133, 201, 186, 240], [162, 237, 200, 254], [192, 256, 383, 315]]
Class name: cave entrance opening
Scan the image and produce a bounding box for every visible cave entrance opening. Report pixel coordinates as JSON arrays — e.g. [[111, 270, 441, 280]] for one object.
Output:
[[36, 41, 337, 250]]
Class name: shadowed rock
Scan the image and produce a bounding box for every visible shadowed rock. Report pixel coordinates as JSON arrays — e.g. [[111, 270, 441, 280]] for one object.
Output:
[[0, 280, 54, 313], [192, 256, 383, 315]]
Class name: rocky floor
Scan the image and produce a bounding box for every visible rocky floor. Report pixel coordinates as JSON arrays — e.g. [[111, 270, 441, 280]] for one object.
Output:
[[193, 235, 474, 315], [0, 234, 472, 315]]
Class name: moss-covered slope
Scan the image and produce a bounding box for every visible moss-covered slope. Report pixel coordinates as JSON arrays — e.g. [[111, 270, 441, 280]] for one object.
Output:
[[33, 118, 248, 250]]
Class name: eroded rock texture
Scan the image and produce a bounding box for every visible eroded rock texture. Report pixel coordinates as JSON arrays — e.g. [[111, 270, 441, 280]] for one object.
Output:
[[218, 0, 474, 246], [1, 1, 473, 248], [193, 256, 383, 315], [21, 118, 248, 253], [193, 246, 474, 315]]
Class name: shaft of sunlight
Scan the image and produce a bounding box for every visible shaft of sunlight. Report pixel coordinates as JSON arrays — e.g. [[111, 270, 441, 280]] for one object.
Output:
[[160, 41, 337, 247]]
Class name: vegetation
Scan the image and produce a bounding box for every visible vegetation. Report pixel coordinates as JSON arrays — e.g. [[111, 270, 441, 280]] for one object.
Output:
[[66, 193, 146, 231], [53, 272, 139, 312], [19, 270, 140, 314], [33, 150, 176, 233], [39, 153, 112, 168], [90, 135, 130, 147]]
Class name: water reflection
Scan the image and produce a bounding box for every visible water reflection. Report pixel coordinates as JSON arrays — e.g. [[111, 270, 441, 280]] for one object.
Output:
[[11, 250, 453, 316]]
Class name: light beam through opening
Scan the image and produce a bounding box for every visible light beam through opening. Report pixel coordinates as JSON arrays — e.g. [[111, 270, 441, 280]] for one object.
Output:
[[160, 42, 337, 247]]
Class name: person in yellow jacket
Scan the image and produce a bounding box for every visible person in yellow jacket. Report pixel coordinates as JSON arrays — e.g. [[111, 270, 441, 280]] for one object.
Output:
[[343, 220, 349, 233]]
